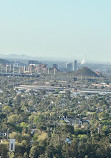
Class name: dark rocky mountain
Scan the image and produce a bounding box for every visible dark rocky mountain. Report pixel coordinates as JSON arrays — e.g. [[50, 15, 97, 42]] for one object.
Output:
[[72, 67, 101, 77]]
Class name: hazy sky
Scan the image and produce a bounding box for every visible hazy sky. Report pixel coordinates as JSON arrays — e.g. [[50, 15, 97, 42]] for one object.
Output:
[[0, 0, 111, 62]]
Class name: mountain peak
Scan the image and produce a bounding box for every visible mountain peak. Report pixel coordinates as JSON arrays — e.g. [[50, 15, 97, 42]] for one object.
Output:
[[72, 67, 101, 77]]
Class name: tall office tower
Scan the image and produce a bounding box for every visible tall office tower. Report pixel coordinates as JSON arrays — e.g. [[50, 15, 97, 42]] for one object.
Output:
[[6, 65, 10, 73], [24, 66, 26, 73], [73, 60, 77, 71], [13, 65, 15, 73], [66, 62, 73, 72], [54, 68, 56, 75], [48, 67, 50, 74]]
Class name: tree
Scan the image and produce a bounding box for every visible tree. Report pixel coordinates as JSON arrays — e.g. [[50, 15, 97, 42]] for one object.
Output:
[[29, 145, 45, 158], [0, 143, 8, 158]]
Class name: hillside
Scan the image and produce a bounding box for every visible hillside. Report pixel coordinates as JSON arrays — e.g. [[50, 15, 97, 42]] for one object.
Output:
[[72, 67, 101, 77]]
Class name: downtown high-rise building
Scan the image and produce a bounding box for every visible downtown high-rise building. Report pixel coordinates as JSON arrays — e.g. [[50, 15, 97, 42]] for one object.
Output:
[[73, 60, 77, 71], [66, 62, 73, 72]]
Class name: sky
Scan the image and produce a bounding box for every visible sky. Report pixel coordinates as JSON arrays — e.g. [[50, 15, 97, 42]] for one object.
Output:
[[0, 0, 111, 62]]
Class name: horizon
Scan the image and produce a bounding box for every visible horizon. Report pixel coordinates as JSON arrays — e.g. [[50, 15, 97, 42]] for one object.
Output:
[[0, 52, 111, 65]]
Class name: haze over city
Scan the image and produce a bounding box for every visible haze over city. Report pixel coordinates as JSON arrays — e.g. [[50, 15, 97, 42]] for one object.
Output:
[[0, 0, 111, 62]]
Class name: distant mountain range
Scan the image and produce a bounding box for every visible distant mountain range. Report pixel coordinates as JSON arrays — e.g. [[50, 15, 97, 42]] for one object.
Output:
[[0, 53, 66, 62], [0, 54, 34, 60]]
